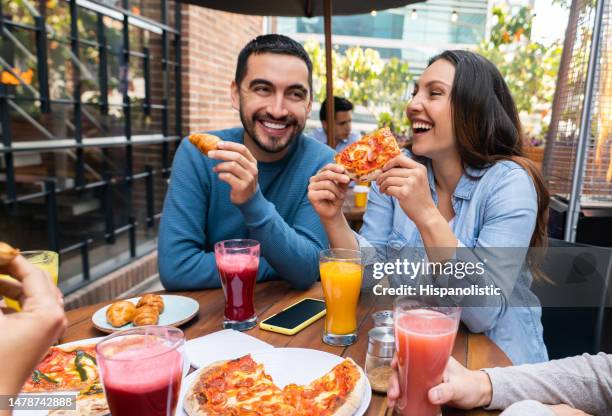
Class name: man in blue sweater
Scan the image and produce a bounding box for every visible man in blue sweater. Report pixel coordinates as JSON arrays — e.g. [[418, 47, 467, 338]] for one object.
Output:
[[158, 34, 337, 290]]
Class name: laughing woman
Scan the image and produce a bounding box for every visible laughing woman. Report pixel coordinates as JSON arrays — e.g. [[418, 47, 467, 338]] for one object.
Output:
[[308, 50, 549, 365]]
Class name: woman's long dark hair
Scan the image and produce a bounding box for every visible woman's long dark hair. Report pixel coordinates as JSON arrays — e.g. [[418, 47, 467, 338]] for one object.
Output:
[[426, 50, 549, 273]]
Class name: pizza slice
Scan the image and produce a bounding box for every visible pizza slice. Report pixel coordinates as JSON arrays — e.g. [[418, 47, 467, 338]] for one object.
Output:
[[48, 381, 109, 416], [184, 354, 366, 416], [189, 133, 221, 156], [22, 344, 99, 393], [282, 358, 366, 416], [0, 241, 19, 266], [184, 354, 296, 416], [335, 127, 401, 182]]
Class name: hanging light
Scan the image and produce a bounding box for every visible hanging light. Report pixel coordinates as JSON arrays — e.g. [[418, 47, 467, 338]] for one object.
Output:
[[451, 10, 458, 22], [411, 9, 418, 20], [371, 10, 377, 16]]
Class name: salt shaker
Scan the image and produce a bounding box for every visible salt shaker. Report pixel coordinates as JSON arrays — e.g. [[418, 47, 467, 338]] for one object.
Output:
[[371, 310, 394, 327], [365, 326, 395, 393]]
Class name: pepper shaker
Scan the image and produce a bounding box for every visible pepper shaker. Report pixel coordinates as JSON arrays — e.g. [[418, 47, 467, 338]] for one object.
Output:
[[365, 326, 395, 393]]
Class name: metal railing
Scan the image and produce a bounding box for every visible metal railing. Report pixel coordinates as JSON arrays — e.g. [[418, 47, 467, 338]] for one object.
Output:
[[0, 0, 182, 293]]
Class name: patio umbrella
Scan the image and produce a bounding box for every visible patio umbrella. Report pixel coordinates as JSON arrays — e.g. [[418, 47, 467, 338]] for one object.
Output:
[[177, 0, 422, 147]]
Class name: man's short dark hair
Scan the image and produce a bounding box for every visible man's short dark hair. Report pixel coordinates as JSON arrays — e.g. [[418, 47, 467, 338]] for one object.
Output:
[[319, 96, 354, 122], [235, 34, 313, 96]]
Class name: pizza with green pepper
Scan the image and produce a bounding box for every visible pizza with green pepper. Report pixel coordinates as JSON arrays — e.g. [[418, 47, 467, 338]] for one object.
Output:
[[21, 343, 109, 415], [22, 344, 99, 392]]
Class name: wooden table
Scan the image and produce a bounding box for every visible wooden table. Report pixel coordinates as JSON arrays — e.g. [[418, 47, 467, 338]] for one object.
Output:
[[62, 282, 511, 415]]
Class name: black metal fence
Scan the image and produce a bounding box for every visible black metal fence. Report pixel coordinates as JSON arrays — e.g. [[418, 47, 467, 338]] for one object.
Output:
[[0, 0, 182, 294]]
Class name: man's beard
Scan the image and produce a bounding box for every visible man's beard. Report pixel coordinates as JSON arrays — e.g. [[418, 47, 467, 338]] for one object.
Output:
[[239, 104, 305, 154]]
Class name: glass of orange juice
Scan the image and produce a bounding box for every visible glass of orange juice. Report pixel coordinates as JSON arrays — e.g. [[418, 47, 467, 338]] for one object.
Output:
[[319, 248, 362, 346], [1, 250, 59, 311]]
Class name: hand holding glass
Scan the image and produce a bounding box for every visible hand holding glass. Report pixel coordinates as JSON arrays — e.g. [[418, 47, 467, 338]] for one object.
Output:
[[1, 250, 58, 311], [393, 297, 460, 416]]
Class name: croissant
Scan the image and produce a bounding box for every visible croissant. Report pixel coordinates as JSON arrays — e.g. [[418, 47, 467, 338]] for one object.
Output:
[[0, 242, 19, 266], [132, 306, 159, 326], [188, 133, 220, 156], [106, 300, 137, 327], [136, 294, 164, 313]]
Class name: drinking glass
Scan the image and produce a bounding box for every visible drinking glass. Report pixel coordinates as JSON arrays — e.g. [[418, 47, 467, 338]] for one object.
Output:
[[1, 250, 59, 311], [96, 326, 185, 416], [319, 248, 362, 346], [214, 239, 260, 331], [393, 297, 461, 416]]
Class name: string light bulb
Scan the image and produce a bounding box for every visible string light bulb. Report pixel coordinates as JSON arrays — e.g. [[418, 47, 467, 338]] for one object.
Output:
[[371, 10, 377, 16], [411, 9, 418, 20], [451, 10, 458, 22]]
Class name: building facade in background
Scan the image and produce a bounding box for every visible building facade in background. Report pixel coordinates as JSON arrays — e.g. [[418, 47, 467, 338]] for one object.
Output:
[[0, 0, 262, 293], [277, 0, 491, 75]]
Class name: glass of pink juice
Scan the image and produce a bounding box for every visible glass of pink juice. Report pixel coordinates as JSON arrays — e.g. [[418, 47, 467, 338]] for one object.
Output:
[[214, 239, 260, 331], [393, 297, 460, 416], [96, 326, 185, 416]]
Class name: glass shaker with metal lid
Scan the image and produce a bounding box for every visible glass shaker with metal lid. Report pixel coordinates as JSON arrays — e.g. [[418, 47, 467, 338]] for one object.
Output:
[[365, 325, 395, 393]]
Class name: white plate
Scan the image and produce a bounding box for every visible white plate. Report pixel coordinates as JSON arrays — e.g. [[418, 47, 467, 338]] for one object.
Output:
[[185, 329, 274, 369], [177, 348, 372, 416], [91, 295, 199, 333], [14, 337, 190, 416]]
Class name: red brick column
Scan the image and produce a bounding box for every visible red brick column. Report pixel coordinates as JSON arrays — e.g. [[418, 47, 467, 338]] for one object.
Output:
[[180, 6, 263, 133]]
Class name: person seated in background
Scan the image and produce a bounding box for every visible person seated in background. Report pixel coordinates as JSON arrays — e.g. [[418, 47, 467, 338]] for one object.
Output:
[[158, 34, 334, 291], [312, 96, 359, 153], [0, 244, 67, 402], [387, 353, 612, 416]]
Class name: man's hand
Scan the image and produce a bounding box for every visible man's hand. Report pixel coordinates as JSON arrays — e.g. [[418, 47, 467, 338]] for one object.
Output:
[[209, 141, 259, 205], [387, 356, 493, 410], [0, 254, 67, 396], [546, 404, 592, 416]]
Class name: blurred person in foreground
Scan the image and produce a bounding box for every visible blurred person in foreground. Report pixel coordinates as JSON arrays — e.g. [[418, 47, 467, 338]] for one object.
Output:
[[308, 50, 549, 365], [0, 244, 66, 406], [387, 353, 612, 416], [158, 34, 334, 290], [312, 96, 359, 153]]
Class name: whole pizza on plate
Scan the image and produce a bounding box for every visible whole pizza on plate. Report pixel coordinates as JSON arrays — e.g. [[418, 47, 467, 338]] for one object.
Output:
[[184, 354, 366, 416], [334, 127, 401, 182]]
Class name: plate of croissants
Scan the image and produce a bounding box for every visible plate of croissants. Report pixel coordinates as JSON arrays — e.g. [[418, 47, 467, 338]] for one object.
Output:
[[91, 294, 200, 333]]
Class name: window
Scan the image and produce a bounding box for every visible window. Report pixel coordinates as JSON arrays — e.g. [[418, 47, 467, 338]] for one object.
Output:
[[0, 0, 182, 293]]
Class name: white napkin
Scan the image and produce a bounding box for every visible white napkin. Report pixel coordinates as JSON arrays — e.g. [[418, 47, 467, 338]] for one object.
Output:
[[185, 329, 274, 369]]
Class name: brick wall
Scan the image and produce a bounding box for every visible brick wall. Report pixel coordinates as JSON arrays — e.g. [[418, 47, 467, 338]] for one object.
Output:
[[132, 3, 263, 220], [180, 6, 263, 133], [68, 5, 263, 307]]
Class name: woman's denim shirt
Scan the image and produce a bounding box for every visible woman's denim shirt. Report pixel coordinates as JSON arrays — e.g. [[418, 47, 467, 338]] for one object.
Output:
[[356, 158, 548, 365]]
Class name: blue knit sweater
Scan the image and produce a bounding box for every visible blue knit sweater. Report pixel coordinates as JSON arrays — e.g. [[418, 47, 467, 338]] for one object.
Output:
[[158, 127, 335, 290]]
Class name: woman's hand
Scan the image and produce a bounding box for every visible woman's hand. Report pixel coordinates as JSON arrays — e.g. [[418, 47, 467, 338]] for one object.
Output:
[[307, 164, 351, 223], [387, 355, 493, 410], [376, 155, 437, 227]]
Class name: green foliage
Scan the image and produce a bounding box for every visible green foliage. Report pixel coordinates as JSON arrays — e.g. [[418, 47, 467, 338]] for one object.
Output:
[[304, 40, 413, 135], [477, 6, 563, 143]]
